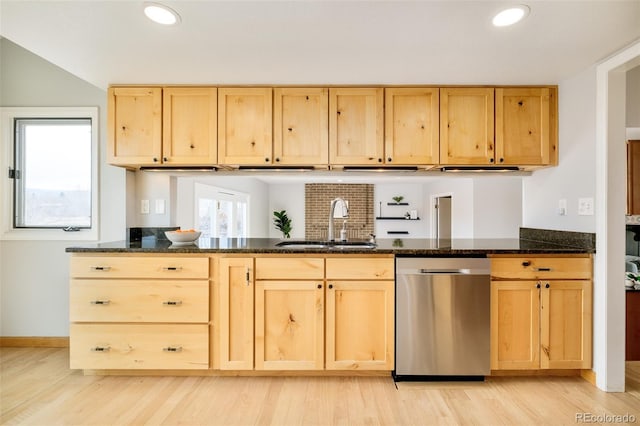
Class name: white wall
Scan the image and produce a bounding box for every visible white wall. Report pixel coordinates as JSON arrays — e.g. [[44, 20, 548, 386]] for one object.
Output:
[[423, 178, 475, 238], [0, 38, 125, 336], [268, 183, 305, 239], [132, 171, 173, 227], [627, 64, 640, 127], [473, 177, 522, 239], [522, 66, 598, 232]]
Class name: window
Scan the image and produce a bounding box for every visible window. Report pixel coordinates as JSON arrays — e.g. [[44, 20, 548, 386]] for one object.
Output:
[[1, 107, 98, 240], [194, 182, 248, 239]]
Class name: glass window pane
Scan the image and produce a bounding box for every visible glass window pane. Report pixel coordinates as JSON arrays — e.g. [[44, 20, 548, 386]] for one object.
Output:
[[14, 118, 92, 228]]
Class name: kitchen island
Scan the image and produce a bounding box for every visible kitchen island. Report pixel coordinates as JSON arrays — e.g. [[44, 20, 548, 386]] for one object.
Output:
[[66, 230, 594, 378]]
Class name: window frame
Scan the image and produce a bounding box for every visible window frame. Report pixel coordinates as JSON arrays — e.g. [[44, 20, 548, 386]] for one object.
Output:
[[1, 107, 99, 241]]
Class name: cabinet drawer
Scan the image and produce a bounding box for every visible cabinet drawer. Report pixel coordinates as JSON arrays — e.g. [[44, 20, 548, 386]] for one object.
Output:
[[255, 257, 324, 280], [70, 280, 209, 323], [70, 324, 209, 370], [326, 257, 394, 280], [490, 256, 592, 280], [70, 256, 209, 279]]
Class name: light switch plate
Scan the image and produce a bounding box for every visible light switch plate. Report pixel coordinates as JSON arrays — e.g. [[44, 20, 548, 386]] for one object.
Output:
[[578, 197, 594, 216], [558, 199, 567, 216], [155, 199, 166, 214], [141, 199, 150, 214]]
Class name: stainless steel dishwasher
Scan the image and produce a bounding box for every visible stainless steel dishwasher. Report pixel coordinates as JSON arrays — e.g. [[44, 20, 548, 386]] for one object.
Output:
[[394, 256, 491, 381]]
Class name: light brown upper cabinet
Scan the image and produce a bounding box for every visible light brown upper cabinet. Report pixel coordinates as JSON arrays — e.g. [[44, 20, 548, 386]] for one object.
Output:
[[107, 87, 162, 166], [329, 88, 384, 165], [495, 87, 556, 166], [440, 87, 495, 165], [384, 88, 439, 165], [218, 88, 273, 166], [273, 88, 329, 166], [162, 87, 217, 165], [628, 140, 640, 215]]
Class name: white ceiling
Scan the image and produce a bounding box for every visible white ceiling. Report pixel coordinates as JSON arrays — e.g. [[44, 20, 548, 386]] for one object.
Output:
[[1, 1, 639, 91]]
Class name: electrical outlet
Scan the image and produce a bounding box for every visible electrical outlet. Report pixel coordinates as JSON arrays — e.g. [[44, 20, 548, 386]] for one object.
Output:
[[558, 199, 567, 216], [578, 197, 594, 216], [141, 199, 150, 214]]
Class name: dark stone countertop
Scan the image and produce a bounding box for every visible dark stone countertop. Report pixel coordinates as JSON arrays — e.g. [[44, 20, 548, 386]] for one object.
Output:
[[65, 237, 595, 255]]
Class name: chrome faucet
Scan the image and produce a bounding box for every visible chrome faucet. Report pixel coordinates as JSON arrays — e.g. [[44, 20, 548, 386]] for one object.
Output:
[[328, 197, 349, 241]]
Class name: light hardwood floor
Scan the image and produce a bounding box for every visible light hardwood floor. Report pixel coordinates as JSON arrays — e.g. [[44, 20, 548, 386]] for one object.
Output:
[[2, 348, 640, 425]]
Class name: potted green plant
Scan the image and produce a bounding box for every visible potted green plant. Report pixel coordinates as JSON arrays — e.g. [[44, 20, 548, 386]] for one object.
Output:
[[392, 196, 404, 204], [273, 210, 292, 239]]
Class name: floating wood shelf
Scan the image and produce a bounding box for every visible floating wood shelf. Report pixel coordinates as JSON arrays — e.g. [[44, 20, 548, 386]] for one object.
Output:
[[387, 202, 409, 206], [387, 231, 409, 234]]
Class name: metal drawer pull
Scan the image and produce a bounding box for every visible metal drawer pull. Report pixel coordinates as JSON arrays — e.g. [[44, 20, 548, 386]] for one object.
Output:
[[163, 346, 183, 352], [162, 301, 183, 306], [90, 300, 110, 305], [535, 267, 553, 272], [91, 346, 110, 352], [91, 266, 111, 271], [162, 266, 183, 271]]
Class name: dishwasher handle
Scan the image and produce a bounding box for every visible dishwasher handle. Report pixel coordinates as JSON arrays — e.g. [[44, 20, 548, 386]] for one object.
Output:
[[419, 268, 471, 275], [398, 268, 490, 275]]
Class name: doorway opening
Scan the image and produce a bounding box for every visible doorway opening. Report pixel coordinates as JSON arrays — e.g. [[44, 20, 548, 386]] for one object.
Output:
[[194, 182, 248, 239], [433, 195, 452, 240]]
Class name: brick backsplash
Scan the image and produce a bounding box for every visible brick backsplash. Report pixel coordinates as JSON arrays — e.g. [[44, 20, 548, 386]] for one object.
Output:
[[305, 184, 374, 240]]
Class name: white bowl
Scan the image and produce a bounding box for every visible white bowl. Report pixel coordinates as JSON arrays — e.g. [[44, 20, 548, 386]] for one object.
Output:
[[165, 230, 201, 246]]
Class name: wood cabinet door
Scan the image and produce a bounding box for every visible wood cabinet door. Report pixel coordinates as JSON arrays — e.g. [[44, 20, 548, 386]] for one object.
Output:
[[162, 87, 217, 165], [255, 281, 324, 370], [540, 280, 592, 369], [495, 87, 551, 166], [274, 88, 328, 166], [325, 280, 394, 370], [107, 87, 162, 166], [628, 140, 640, 215], [218, 258, 254, 370], [384, 88, 439, 165], [329, 88, 384, 165], [490, 281, 540, 370], [439, 88, 494, 165], [218, 88, 273, 165]]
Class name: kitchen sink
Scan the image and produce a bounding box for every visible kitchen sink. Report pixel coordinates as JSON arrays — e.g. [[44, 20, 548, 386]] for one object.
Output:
[[275, 240, 376, 250], [275, 240, 329, 248], [329, 242, 377, 250]]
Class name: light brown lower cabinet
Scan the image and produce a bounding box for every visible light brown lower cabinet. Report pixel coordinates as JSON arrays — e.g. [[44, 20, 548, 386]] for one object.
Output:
[[325, 280, 394, 370], [220, 255, 395, 371], [70, 324, 209, 370], [255, 280, 325, 370], [69, 254, 211, 371], [490, 256, 593, 370], [218, 257, 255, 370]]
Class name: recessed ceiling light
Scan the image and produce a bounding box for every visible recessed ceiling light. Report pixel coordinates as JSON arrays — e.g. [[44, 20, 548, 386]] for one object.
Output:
[[492, 5, 530, 27], [144, 2, 181, 25]]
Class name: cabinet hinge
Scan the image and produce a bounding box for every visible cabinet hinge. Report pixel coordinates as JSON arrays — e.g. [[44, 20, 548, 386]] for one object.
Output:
[[8, 169, 20, 179]]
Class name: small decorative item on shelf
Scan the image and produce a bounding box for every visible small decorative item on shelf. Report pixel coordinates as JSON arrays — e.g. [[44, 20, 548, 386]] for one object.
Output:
[[404, 212, 411, 219], [392, 196, 404, 204], [273, 210, 292, 239]]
